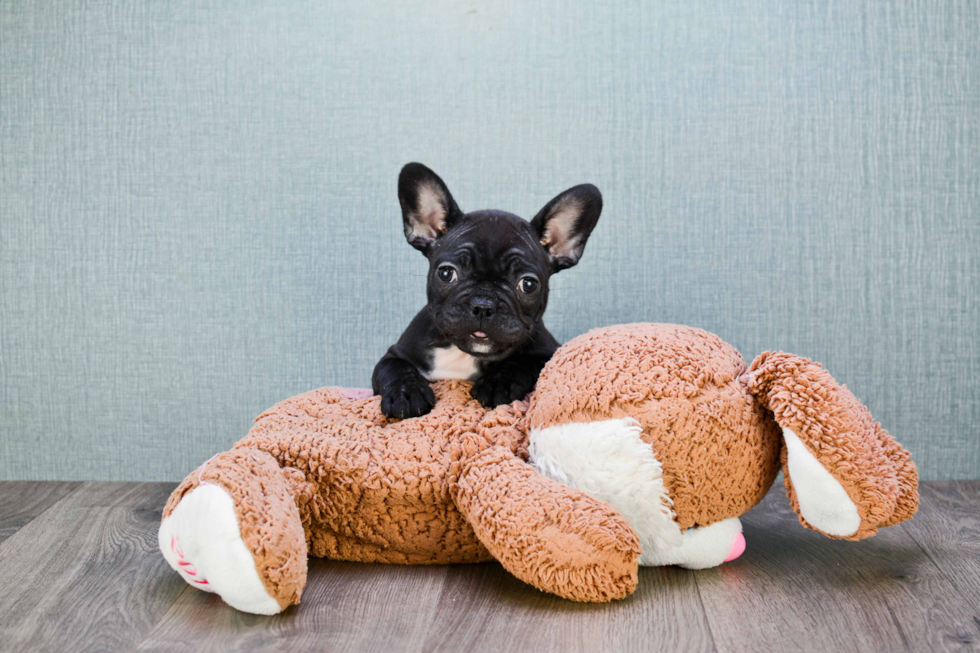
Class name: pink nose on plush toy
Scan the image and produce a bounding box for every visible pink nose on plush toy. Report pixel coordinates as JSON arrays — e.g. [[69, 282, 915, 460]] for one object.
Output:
[[724, 532, 746, 562]]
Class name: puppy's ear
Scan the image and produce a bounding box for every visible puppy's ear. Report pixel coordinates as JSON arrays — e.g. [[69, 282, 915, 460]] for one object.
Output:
[[530, 184, 602, 271], [398, 163, 463, 253]]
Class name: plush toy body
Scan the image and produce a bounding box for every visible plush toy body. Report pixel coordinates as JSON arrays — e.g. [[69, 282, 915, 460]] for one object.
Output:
[[159, 324, 918, 614]]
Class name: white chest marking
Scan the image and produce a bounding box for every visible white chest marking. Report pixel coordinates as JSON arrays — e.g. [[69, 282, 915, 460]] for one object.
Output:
[[425, 346, 480, 381]]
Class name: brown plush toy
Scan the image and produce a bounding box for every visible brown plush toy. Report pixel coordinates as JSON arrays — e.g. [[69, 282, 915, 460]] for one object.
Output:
[[159, 324, 918, 614]]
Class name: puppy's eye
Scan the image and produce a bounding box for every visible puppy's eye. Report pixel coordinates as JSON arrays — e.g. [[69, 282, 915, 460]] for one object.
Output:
[[437, 265, 458, 283], [519, 277, 539, 294]]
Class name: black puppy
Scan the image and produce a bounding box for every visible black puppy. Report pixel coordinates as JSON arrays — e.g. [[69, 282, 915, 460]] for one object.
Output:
[[372, 163, 602, 419]]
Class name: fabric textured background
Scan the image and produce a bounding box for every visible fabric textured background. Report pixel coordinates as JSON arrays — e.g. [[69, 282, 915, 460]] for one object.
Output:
[[1, 0, 977, 481]]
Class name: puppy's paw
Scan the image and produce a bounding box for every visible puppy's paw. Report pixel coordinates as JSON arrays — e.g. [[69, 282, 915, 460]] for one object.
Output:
[[380, 378, 436, 419], [472, 363, 539, 408]]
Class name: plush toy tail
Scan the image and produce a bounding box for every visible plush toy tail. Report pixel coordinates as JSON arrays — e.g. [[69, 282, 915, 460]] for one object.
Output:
[[744, 352, 918, 541]]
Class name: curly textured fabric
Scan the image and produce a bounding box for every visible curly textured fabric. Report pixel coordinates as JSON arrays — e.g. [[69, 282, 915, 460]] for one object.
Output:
[[183, 381, 640, 602], [236, 381, 524, 564], [451, 445, 641, 602], [746, 351, 919, 540], [528, 324, 782, 531], [161, 322, 918, 612]]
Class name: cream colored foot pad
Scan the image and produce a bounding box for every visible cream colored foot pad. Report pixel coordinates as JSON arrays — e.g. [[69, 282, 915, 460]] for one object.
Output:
[[159, 484, 282, 615]]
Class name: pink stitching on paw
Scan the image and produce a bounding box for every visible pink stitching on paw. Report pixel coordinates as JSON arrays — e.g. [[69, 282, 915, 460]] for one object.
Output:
[[177, 563, 197, 576], [171, 534, 207, 584]]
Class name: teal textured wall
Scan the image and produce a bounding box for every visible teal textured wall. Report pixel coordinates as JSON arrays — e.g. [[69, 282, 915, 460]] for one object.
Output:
[[1, 0, 978, 480]]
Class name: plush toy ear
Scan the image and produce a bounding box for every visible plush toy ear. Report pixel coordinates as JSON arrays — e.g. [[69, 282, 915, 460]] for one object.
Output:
[[398, 163, 464, 254], [745, 351, 919, 541], [530, 184, 603, 271]]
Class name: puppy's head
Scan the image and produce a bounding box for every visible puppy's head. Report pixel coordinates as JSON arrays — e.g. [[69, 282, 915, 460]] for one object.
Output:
[[398, 162, 602, 360]]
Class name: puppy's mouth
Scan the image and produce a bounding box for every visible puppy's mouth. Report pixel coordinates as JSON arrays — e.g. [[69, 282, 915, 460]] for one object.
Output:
[[466, 331, 498, 356]]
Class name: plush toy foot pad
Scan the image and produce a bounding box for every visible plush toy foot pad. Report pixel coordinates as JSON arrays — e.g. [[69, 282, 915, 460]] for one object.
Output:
[[159, 484, 282, 615]]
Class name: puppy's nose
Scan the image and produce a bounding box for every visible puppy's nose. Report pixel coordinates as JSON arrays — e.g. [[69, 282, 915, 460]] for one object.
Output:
[[470, 296, 496, 319]]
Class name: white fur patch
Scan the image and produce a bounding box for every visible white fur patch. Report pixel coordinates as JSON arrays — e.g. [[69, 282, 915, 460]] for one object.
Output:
[[159, 484, 282, 615], [528, 419, 683, 554], [425, 346, 480, 381], [783, 427, 861, 536], [529, 419, 746, 569]]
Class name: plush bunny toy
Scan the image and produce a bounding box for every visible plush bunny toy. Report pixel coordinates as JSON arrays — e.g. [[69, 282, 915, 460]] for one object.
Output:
[[159, 324, 918, 614]]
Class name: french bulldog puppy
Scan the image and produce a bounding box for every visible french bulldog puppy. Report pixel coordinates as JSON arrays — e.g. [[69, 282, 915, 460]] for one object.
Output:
[[372, 163, 602, 419]]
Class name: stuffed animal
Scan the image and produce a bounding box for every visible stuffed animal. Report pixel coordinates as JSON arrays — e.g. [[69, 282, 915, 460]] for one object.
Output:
[[159, 323, 918, 614]]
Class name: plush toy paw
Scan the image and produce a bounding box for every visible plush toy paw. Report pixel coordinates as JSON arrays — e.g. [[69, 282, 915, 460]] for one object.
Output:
[[159, 449, 308, 614], [159, 484, 283, 614], [452, 445, 642, 602], [472, 359, 540, 408]]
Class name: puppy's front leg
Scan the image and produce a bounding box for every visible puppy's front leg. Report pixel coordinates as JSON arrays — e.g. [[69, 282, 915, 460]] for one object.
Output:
[[472, 354, 549, 408], [372, 354, 435, 419]]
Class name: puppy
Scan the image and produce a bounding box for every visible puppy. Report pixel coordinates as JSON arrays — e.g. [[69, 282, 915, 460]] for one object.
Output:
[[372, 163, 602, 419]]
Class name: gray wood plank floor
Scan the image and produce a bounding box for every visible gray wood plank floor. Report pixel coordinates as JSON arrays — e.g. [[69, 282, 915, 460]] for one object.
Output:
[[0, 481, 977, 653]]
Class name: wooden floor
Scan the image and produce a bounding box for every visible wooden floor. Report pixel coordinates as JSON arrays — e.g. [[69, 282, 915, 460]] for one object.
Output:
[[0, 482, 977, 653]]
